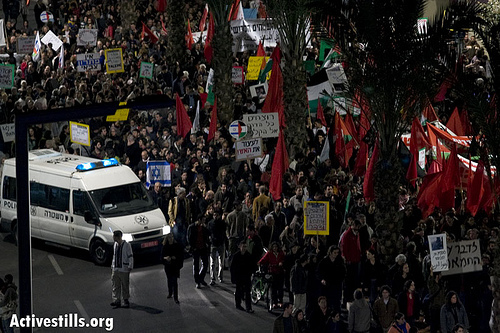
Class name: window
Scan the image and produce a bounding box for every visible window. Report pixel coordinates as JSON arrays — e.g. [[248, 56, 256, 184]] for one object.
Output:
[[73, 190, 94, 216], [2, 176, 16, 201], [30, 182, 70, 212]]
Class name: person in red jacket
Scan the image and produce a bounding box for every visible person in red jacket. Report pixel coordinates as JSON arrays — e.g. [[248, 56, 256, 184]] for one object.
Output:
[[339, 219, 362, 302], [259, 241, 285, 308]]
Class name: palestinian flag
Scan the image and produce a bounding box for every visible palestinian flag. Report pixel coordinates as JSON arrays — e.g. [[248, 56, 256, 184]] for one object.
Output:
[[307, 69, 333, 113], [205, 68, 215, 105]]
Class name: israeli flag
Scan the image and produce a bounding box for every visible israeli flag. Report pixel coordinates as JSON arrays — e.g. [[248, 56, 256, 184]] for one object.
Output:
[[146, 160, 171, 189]]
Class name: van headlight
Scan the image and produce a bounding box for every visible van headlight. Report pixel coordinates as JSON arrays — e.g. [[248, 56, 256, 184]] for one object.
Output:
[[122, 233, 133, 242], [162, 225, 171, 235]]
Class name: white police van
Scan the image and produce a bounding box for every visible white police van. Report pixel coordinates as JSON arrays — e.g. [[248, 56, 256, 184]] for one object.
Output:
[[0, 149, 169, 264]]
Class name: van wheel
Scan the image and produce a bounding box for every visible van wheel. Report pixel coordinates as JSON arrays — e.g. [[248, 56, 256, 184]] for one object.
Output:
[[90, 239, 111, 265]]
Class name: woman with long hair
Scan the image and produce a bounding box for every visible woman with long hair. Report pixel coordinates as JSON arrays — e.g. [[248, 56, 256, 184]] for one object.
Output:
[[440, 291, 469, 333], [258, 241, 285, 308]]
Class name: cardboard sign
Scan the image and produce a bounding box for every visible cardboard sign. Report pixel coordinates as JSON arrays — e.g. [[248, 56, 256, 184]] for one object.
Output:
[[104, 48, 124, 74], [0, 64, 14, 89], [76, 53, 101, 72], [41, 30, 63, 51], [242, 112, 279, 138], [77, 29, 98, 46], [0, 123, 15, 142], [235, 138, 262, 161], [106, 102, 129, 122], [246, 56, 265, 81], [139, 62, 154, 79], [304, 201, 330, 235], [16, 36, 36, 54], [232, 66, 244, 85], [428, 234, 448, 272], [69, 121, 91, 146], [442, 239, 482, 276]]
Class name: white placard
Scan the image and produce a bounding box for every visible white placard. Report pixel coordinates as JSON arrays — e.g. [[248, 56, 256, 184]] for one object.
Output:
[[232, 66, 244, 85], [242, 112, 280, 139], [0, 64, 14, 89], [235, 138, 262, 161], [77, 29, 98, 46], [41, 30, 63, 51], [230, 19, 280, 52], [139, 62, 154, 79], [70, 121, 91, 146], [76, 53, 101, 72], [442, 239, 482, 276], [0, 123, 15, 142], [16, 36, 36, 54], [428, 234, 448, 272]]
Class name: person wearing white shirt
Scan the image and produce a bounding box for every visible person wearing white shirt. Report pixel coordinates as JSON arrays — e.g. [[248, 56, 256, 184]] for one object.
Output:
[[110, 230, 134, 308]]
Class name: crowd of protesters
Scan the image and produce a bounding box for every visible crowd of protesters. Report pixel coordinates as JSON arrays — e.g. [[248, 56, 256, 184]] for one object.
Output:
[[0, 0, 498, 333]]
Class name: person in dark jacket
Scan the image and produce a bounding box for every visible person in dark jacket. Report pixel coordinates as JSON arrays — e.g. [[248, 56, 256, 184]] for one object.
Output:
[[317, 245, 346, 312], [291, 254, 309, 313], [397, 280, 421, 326], [208, 209, 227, 285], [440, 291, 469, 333], [230, 240, 256, 313], [187, 217, 211, 289], [161, 233, 184, 303]]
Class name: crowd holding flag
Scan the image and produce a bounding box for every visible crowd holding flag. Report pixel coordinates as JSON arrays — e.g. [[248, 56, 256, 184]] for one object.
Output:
[[175, 93, 193, 138]]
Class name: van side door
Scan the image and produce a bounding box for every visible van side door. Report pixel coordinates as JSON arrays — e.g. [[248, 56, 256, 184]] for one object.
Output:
[[70, 189, 98, 248]]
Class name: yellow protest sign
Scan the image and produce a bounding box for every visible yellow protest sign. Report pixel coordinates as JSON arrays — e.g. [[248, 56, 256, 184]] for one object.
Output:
[[104, 48, 124, 73], [304, 201, 330, 236], [247, 56, 269, 81], [69, 121, 91, 146], [106, 102, 129, 121]]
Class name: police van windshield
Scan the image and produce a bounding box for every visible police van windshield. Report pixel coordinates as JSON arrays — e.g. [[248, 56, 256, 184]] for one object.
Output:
[[88, 182, 155, 217]]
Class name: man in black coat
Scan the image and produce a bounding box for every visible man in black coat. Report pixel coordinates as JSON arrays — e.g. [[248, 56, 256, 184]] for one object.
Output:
[[187, 218, 211, 289], [230, 240, 256, 313]]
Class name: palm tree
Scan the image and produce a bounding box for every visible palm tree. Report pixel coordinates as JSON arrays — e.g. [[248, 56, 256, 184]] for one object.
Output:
[[166, 0, 187, 67], [313, 0, 448, 261], [206, 0, 234, 126], [265, 0, 311, 157]]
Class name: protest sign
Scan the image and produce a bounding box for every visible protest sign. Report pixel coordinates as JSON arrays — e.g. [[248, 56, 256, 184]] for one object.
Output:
[[106, 102, 129, 122], [17, 36, 36, 54], [232, 66, 244, 85], [428, 234, 448, 272], [230, 19, 280, 52], [442, 239, 482, 276], [41, 30, 62, 51], [139, 62, 154, 79], [105, 48, 124, 73], [77, 29, 98, 46], [246, 56, 265, 81], [69, 121, 91, 146], [0, 64, 14, 89], [242, 112, 279, 139], [76, 53, 101, 72], [249, 82, 268, 103], [235, 138, 262, 161], [0, 123, 15, 142], [304, 201, 329, 235]]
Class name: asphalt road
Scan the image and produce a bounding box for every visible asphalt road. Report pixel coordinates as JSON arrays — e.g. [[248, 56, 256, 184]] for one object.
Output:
[[0, 231, 278, 333]]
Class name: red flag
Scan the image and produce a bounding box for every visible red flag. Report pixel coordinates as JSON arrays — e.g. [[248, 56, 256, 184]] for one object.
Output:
[[417, 172, 443, 218], [439, 144, 460, 212], [316, 98, 327, 127], [334, 112, 356, 168], [353, 141, 368, 177], [269, 131, 289, 201], [204, 13, 215, 63], [406, 117, 431, 186], [258, 1, 268, 18], [358, 109, 371, 140], [156, 0, 167, 12], [262, 45, 285, 129], [422, 100, 439, 122], [460, 108, 473, 136], [467, 160, 492, 216], [142, 22, 159, 44], [160, 17, 168, 35], [207, 97, 218, 142], [434, 76, 453, 102], [256, 41, 265, 57], [344, 113, 359, 144], [199, 4, 209, 32], [176, 93, 193, 138], [229, 0, 243, 20], [186, 19, 194, 50], [363, 141, 379, 202], [446, 107, 464, 136]]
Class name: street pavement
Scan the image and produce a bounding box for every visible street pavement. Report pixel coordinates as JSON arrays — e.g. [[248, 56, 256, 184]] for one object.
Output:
[[0, 231, 278, 332]]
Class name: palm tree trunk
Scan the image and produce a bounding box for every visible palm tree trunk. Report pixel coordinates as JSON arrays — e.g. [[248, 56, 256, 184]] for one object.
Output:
[[166, 0, 187, 67]]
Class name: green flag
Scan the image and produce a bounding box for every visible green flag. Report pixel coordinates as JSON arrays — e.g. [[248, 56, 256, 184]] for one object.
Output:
[[319, 39, 336, 61], [258, 58, 273, 83]]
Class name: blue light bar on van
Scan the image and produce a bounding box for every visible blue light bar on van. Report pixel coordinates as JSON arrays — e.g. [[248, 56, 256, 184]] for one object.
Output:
[[76, 158, 119, 171]]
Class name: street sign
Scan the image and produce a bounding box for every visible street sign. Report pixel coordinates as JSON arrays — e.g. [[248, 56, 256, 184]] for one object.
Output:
[[229, 120, 247, 140]]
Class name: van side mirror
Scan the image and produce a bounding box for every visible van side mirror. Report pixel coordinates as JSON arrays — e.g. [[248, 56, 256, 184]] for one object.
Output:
[[84, 211, 97, 224]]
